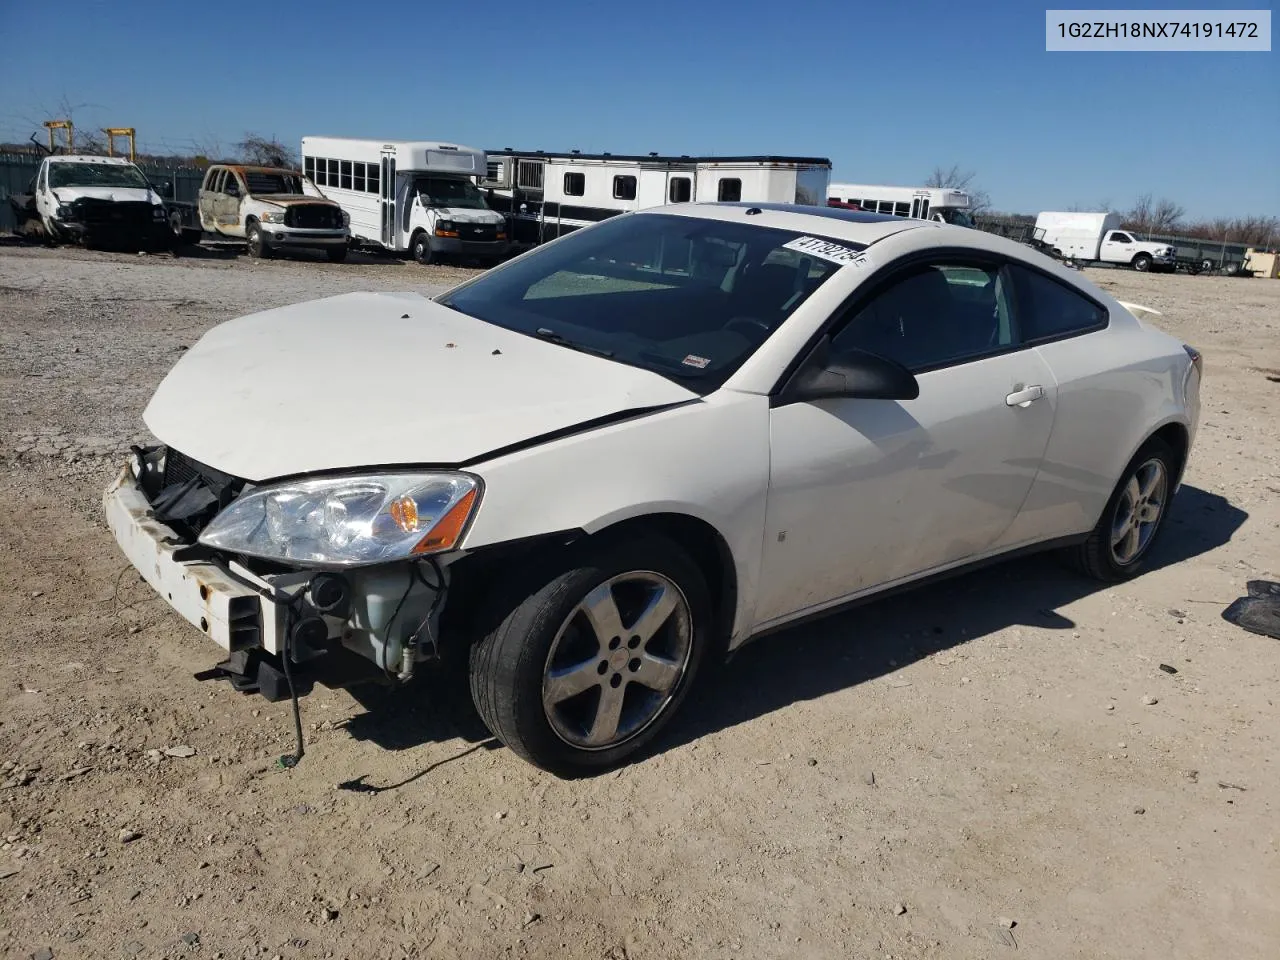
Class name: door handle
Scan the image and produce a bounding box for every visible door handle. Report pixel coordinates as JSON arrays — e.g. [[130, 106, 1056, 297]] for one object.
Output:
[[1006, 385, 1045, 407]]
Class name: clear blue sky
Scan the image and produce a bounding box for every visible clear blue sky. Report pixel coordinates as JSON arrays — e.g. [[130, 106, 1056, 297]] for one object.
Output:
[[2, 0, 1275, 219]]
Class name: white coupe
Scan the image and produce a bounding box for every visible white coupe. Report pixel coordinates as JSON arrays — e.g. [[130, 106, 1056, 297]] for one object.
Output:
[[105, 202, 1202, 775]]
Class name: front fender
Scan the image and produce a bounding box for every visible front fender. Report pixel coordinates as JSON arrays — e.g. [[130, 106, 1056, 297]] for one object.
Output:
[[462, 391, 771, 642]]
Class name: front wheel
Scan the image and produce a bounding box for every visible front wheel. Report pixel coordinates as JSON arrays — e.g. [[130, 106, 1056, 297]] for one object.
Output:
[[246, 221, 270, 258], [1132, 253, 1152, 272], [410, 231, 434, 265], [469, 536, 711, 777], [1070, 437, 1177, 581]]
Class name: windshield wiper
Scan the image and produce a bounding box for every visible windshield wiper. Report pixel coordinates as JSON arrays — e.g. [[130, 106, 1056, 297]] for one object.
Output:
[[534, 327, 614, 359]]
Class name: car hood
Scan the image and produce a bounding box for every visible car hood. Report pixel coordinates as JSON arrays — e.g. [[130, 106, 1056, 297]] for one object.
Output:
[[54, 186, 160, 205], [143, 292, 697, 482], [434, 207, 505, 225], [253, 194, 341, 207]]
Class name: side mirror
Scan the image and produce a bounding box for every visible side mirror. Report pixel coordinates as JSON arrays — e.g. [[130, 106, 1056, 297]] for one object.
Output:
[[783, 337, 919, 403]]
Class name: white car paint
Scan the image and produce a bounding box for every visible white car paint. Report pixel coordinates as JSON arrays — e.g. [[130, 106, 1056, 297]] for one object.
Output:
[[110, 203, 1201, 679], [143, 292, 698, 482]]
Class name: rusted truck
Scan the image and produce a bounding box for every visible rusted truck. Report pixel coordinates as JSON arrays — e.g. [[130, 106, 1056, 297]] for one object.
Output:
[[198, 164, 350, 261]]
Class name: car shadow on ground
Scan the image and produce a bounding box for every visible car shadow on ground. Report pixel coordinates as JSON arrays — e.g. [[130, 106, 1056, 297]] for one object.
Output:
[[336, 484, 1245, 781]]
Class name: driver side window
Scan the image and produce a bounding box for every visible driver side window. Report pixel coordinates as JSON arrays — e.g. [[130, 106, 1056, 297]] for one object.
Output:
[[832, 261, 1016, 372], [223, 174, 241, 198]]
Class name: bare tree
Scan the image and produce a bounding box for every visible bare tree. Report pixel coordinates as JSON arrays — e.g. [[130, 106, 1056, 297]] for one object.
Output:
[[925, 164, 991, 213], [1121, 194, 1184, 235], [236, 133, 297, 168]]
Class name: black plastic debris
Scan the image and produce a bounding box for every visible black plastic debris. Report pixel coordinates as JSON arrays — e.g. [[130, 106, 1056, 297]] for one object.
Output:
[[1222, 580, 1280, 640]]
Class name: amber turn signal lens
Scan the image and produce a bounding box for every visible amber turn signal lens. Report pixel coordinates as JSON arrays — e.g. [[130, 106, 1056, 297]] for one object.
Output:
[[389, 496, 420, 533], [412, 488, 478, 554]]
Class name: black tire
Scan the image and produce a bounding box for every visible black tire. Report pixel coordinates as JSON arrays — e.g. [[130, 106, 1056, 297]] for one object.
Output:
[[1201, 259, 1214, 274], [410, 231, 434, 265], [326, 245, 348, 263], [246, 220, 270, 259], [1132, 253, 1152, 272], [469, 535, 712, 777], [168, 210, 185, 243], [1225, 261, 1241, 276], [1070, 437, 1178, 582]]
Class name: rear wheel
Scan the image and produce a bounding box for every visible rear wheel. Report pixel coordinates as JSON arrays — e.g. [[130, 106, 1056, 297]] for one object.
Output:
[[246, 221, 270, 258], [469, 536, 711, 777], [410, 231, 434, 265], [1071, 437, 1177, 581], [1132, 253, 1152, 272]]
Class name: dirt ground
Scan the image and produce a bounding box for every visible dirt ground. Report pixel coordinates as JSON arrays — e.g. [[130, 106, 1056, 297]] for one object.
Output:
[[1, 241, 1277, 960]]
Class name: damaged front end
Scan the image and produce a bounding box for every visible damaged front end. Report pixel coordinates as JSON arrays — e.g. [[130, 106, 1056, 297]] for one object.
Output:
[[104, 445, 469, 708]]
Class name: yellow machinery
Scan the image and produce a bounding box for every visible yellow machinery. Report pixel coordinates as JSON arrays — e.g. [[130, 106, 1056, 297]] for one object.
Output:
[[43, 119, 74, 152], [103, 127, 137, 161]]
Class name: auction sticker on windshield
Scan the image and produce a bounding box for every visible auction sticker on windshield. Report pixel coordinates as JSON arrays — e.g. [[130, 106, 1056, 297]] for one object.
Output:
[[782, 236, 872, 268]]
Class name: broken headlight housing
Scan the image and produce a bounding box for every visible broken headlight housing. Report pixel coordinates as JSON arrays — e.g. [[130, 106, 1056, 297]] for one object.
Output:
[[198, 472, 480, 567]]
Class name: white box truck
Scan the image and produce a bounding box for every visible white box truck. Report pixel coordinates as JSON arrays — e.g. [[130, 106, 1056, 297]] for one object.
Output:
[[1034, 212, 1175, 272], [300, 138, 509, 265]]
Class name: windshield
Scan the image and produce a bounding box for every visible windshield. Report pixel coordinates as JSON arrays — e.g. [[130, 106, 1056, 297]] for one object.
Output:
[[936, 207, 975, 228], [48, 162, 149, 190], [245, 171, 305, 195], [437, 213, 854, 392], [416, 176, 489, 209]]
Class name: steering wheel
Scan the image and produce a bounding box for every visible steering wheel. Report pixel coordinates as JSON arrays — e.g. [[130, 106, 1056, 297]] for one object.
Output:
[[724, 316, 772, 342]]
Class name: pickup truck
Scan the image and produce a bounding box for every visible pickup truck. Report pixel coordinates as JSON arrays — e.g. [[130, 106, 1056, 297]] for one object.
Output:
[[198, 164, 350, 261], [1034, 211, 1176, 272], [29, 154, 175, 251]]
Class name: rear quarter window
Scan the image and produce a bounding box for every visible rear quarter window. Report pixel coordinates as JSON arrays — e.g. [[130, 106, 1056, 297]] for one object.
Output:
[[1010, 265, 1107, 342]]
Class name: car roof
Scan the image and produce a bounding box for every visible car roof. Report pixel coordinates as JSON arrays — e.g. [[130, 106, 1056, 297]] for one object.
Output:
[[48, 155, 133, 165], [212, 164, 303, 176], [639, 202, 940, 245]]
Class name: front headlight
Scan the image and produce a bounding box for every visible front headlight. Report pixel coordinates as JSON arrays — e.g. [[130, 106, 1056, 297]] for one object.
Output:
[[153, 206, 167, 220], [339, 209, 350, 227], [198, 472, 480, 566], [261, 209, 287, 224], [437, 220, 456, 232], [56, 204, 77, 220]]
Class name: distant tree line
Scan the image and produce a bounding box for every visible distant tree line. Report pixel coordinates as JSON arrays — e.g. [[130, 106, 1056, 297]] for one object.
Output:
[[930, 165, 1277, 248], [0, 130, 297, 171]]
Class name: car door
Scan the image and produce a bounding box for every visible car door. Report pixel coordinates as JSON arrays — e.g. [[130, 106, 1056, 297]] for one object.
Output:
[[34, 163, 53, 220], [216, 171, 245, 236], [753, 256, 1058, 628], [198, 169, 221, 231], [1100, 230, 1135, 263]]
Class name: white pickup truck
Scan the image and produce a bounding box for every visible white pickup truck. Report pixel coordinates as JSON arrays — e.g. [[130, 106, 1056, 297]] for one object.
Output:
[[31, 154, 174, 250], [1035, 212, 1175, 272]]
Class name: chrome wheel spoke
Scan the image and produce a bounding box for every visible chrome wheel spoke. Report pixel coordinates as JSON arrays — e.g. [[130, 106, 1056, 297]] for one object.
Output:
[[1111, 512, 1134, 548], [580, 583, 625, 648], [1117, 523, 1141, 562], [586, 681, 627, 746], [628, 584, 678, 644], [1139, 466, 1162, 499], [544, 658, 602, 705], [1125, 475, 1142, 506], [632, 651, 682, 695]]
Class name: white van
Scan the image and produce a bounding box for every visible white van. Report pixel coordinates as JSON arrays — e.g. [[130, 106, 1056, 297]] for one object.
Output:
[[300, 137, 509, 265]]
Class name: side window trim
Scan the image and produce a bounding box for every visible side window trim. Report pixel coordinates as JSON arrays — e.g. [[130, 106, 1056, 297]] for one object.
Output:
[[1006, 261, 1111, 347], [825, 254, 1025, 375], [769, 246, 1088, 398]]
